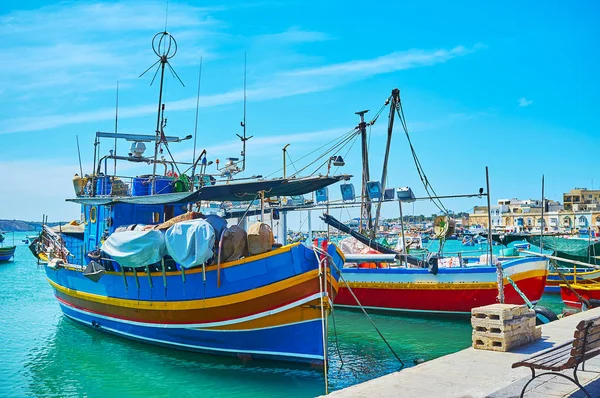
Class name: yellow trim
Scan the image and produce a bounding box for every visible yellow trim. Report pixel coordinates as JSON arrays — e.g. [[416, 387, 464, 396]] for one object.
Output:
[[559, 283, 600, 291], [47, 268, 325, 310], [342, 269, 547, 291], [103, 242, 302, 277], [90, 206, 97, 224]]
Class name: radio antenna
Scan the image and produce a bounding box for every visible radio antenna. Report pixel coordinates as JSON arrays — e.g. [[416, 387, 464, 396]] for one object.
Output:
[[139, 31, 184, 194], [113, 81, 119, 176], [236, 52, 252, 171], [191, 57, 203, 182]]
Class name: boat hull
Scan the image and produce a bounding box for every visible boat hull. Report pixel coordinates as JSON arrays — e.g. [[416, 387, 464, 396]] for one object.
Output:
[[335, 257, 548, 314], [45, 243, 343, 365], [544, 268, 600, 294], [0, 246, 16, 262], [560, 284, 600, 309]]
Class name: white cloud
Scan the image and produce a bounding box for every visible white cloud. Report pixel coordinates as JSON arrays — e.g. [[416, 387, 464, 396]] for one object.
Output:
[[286, 45, 475, 78], [518, 97, 533, 107], [1, 43, 481, 135]]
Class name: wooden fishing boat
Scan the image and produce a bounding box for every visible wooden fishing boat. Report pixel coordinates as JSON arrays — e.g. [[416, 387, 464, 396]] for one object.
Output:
[[335, 257, 548, 314], [560, 283, 600, 309], [0, 245, 16, 262], [545, 267, 600, 294]]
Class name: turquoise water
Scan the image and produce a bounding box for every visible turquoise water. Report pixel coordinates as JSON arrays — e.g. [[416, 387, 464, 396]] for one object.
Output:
[[0, 232, 561, 397]]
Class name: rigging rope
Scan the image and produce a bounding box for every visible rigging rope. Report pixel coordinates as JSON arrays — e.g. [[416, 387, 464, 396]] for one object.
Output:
[[395, 101, 448, 214]]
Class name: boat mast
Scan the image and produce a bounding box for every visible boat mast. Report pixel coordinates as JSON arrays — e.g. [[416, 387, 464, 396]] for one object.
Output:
[[139, 31, 183, 194], [372, 88, 399, 239], [356, 110, 372, 233]]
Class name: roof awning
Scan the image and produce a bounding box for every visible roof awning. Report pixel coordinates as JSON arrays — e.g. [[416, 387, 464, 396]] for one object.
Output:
[[66, 175, 351, 206]]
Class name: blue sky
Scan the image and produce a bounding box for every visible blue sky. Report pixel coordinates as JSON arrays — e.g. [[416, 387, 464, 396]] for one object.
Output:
[[0, 1, 598, 226]]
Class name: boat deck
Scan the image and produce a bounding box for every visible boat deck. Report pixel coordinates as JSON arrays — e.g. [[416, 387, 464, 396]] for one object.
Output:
[[326, 307, 600, 397]]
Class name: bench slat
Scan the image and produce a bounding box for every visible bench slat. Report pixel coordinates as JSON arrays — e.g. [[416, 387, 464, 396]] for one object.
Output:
[[513, 344, 573, 369], [575, 316, 600, 331], [572, 335, 600, 354], [513, 315, 600, 373], [512, 340, 573, 364], [574, 325, 600, 340]]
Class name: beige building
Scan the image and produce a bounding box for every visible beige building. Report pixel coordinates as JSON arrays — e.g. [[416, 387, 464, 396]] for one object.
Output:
[[563, 188, 600, 211]]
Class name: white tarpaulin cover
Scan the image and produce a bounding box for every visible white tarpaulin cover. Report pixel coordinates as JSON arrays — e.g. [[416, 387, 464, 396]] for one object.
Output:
[[165, 219, 215, 269], [102, 230, 166, 268]]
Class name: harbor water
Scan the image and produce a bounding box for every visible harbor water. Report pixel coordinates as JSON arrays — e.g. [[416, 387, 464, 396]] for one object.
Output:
[[0, 232, 564, 397]]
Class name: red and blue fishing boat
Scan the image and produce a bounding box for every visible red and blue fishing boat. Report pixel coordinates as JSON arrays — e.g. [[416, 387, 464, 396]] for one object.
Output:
[[40, 31, 347, 365], [335, 257, 548, 314]]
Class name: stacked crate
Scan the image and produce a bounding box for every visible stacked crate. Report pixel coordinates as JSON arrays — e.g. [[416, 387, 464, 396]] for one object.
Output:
[[471, 304, 542, 352]]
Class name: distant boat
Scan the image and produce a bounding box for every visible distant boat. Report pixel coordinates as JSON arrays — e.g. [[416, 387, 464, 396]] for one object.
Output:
[[0, 246, 16, 262], [336, 257, 548, 314], [560, 283, 600, 309], [545, 267, 600, 294]]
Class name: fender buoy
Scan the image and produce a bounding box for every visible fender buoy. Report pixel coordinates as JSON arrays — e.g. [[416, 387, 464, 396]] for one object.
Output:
[[534, 306, 559, 325]]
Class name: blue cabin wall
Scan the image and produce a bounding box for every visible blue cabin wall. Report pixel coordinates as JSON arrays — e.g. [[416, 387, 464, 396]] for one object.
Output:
[[82, 202, 188, 265]]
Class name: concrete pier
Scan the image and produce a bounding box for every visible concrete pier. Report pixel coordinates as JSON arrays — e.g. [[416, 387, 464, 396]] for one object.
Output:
[[327, 308, 600, 398]]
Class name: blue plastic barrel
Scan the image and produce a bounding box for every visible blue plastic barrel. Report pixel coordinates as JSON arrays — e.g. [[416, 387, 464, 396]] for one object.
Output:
[[96, 176, 112, 195], [154, 177, 174, 194], [132, 177, 149, 196]]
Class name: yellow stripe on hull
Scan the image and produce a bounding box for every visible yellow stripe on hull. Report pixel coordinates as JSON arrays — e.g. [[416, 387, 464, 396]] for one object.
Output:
[[48, 268, 338, 311]]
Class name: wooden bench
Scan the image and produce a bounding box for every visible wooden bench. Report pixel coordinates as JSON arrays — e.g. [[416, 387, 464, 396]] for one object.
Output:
[[512, 314, 600, 398]]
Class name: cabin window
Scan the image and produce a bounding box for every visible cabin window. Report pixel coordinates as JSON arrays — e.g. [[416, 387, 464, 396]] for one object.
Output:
[[164, 205, 174, 222], [90, 206, 97, 224]]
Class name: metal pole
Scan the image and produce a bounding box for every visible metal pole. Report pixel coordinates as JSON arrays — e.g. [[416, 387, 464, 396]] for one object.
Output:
[[486, 167, 503, 303], [260, 191, 265, 222], [113, 81, 119, 176], [540, 175, 545, 253], [282, 210, 288, 246], [307, 209, 313, 246], [151, 60, 167, 195], [282, 144, 290, 178], [373, 89, 399, 239], [399, 201, 406, 267], [76, 136, 83, 177], [356, 109, 371, 233]]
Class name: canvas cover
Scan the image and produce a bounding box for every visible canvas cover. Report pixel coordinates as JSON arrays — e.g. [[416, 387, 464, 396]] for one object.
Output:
[[102, 229, 166, 268], [247, 222, 274, 255], [165, 219, 215, 269], [339, 237, 373, 255], [221, 225, 248, 262]]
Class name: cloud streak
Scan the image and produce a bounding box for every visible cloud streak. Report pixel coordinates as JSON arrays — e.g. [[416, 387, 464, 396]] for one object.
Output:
[[518, 97, 533, 107], [1, 42, 481, 135]]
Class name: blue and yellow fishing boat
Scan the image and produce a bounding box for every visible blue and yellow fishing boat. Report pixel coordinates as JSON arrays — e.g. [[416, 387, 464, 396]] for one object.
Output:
[[0, 246, 16, 262], [40, 31, 347, 365]]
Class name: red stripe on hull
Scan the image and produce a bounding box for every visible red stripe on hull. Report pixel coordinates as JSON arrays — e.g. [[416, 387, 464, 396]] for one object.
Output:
[[335, 276, 546, 313]]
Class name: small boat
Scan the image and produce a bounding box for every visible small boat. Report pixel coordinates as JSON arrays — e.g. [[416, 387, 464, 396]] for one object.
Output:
[[0, 246, 16, 262], [560, 283, 600, 309], [462, 236, 475, 246], [546, 267, 600, 294], [336, 256, 548, 314]]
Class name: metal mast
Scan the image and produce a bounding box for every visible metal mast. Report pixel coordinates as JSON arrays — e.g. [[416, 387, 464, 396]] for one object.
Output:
[[356, 110, 372, 233], [139, 31, 184, 194], [372, 88, 400, 239]]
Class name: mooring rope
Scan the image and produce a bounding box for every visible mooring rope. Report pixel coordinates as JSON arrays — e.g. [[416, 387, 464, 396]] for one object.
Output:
[[313, 246, 404, 368]]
